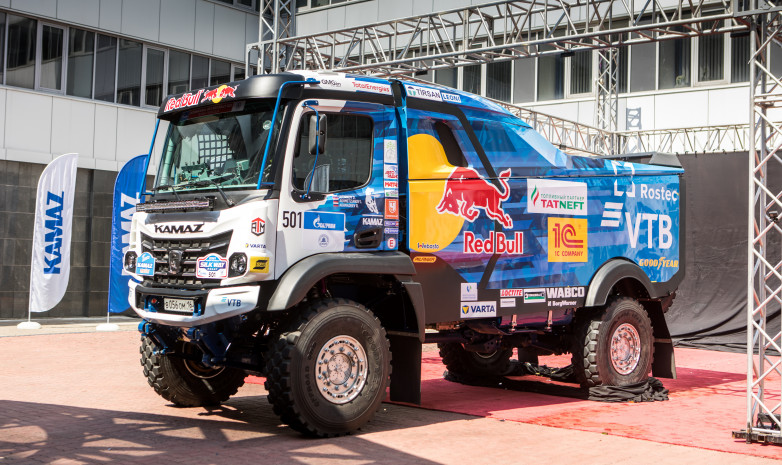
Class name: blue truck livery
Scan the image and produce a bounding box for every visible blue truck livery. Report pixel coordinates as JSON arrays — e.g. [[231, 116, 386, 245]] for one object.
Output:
[[123, 71, 683, 437]]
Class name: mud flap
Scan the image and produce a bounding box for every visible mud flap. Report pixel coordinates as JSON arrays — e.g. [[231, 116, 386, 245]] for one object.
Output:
[[652, 338, 677, 379], [388, 333, 422, 405]]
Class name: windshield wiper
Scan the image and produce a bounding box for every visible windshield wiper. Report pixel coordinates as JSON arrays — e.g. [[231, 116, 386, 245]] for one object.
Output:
[[153, 184, 182, 201], [187, 178, 236, 207]]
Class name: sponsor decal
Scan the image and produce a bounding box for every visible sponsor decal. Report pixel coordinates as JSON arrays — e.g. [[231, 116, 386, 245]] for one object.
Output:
[[460, 301, 497, 318], [220, 296, 242, 307], [500, 298, 516, 308], [318, 78, 343, 88], [385, 198, 399, 219], [500, 289, 525, 298], [384, 164, 398, 180], [318, 234, 330, 247], [546, 286, 585, 299], [135, 252, 155, 276], [332, 195, 361, 209], [416, 242, 439, 250], [640, 185, 679, 202], [351, 80, 392, 94], [164, 90, 204, 112], [638, 257, 679, 269], [43, 191, 65, 274], [386, 237, 397, 248], [365, 187, 379, 214], [548, 217, 587, 262], [405, 84, 442, 101], [609, 160, 636, 198], [201, 84, 238, 104], [384, 180, 398, 190], [360, 216, 384, 227], [196, 253, 228, 279], [385, 188, 399, 198], [437, 167, 513, 228], [384, 220, 399, 228], [601, 201, 623, 227], [304, 211, 345, 231], [244, 242, 267, 249], [413, 256, 437, 263], [527, 179, 587, 216], [441, 92, 462, 103], [384, 139, 398, 164], [153, 223, 204, 234], [461, 283, 478, 301], [384, 227, 398, 235], [249, 256, 270, 273], [250, 217, 265, 236], [625, 213, 673, 249], [463, 231, 524, 254], [524, 289, 546, 303]]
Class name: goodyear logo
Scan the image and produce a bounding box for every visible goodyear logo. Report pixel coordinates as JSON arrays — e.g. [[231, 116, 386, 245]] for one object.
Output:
[[548, 217, 588, 262]]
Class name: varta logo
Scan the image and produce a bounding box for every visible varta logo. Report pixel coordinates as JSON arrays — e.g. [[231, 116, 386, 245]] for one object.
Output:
[[153, 223, 204, 234]]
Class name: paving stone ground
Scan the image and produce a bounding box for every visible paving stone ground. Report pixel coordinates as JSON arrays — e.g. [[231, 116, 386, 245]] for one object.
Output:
[[0, 320, 778, 465]]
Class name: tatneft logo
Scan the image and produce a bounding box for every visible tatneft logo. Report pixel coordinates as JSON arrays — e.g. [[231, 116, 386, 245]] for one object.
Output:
[[527, 179, 588, 216], [460, 301, 497, 318], [548, 218, 588, 262], [640, 185, 679, 202], [153, 223, 205, 234]]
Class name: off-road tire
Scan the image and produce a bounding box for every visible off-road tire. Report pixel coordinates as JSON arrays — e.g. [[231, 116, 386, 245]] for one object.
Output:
[[140, 335, 246, 407], [264, 298, 391, 437], [571, 297, 654, 388], [439, 343, 513, 377]]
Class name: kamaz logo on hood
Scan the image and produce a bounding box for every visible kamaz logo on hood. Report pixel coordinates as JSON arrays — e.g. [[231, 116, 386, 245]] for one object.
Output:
[[153, 223, 204, 234]]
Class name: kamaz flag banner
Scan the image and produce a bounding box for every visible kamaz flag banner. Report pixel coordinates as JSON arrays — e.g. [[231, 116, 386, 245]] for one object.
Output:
[[28, 153, 79, 312], [108, 155, 147, 313]]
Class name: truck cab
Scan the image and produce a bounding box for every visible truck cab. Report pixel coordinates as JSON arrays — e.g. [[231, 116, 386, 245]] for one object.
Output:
[[124, 71, 683, 437]]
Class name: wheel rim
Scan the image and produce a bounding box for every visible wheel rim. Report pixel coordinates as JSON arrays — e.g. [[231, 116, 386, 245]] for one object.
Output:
[[610, 323, 642, 375], [183, 359, 225, 379], [315, 335, 368, 405], [474, 350, 499, 360]]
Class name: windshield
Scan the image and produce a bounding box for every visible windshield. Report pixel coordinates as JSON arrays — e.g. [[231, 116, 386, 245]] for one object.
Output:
[[155, 99, 282, 192]]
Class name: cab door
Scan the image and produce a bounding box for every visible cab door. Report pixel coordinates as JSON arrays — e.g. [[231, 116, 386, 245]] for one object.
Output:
[[274, 99, 399, 276]]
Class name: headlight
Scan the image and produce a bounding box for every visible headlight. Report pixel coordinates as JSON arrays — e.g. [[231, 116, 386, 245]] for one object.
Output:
[[124, 251, 137, 272], [229, 253, 247, 277]]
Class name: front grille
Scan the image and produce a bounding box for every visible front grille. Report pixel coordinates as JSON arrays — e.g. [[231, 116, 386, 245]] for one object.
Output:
[[140, 230, 232, 288]]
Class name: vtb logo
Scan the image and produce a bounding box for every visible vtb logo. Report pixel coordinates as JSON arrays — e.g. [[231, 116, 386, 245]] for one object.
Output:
[[436, 167, 513, 228], [548, 218, 587, 262]]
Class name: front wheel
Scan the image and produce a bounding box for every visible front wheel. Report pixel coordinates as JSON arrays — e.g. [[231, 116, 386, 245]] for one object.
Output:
[[571, 297, 654, 388], [264, 298, 391, 437]]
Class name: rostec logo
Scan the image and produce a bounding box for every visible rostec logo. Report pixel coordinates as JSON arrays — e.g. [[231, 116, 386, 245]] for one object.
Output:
[[153, 223, 204, 234], [527, 179, 587, 216], [548, 218, 588, 262], [201, 84, 238, 104], [250, 217, 265, 236], [437, 167, 513, 228], [43, 191, 65, 274], [640, 185, 679, 202], [601, 202, 623, 227], [460, 301, 497, 318]]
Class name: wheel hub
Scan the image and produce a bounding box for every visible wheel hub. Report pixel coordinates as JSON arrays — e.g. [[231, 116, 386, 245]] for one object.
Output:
[[610, 323, 641, 375], [315, 335, 368, 404]]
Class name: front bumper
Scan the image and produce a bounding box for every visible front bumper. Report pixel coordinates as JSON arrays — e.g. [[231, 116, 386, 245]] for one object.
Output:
[[129, 280, 260, 326]]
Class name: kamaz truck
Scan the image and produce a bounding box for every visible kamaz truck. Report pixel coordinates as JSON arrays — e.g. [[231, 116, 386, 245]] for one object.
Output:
[[124, 71, 683, 436]]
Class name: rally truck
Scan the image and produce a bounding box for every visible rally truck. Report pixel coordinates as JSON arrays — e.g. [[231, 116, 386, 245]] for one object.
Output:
[[123, 71, 683, 436]]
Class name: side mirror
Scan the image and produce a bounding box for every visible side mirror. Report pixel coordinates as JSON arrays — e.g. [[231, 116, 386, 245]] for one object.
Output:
[[309, 114, 327, 155]]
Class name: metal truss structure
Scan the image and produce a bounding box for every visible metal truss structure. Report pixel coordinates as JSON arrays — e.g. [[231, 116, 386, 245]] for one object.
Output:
[[595, 48, 619, 153], [732, 1, 782, 446]]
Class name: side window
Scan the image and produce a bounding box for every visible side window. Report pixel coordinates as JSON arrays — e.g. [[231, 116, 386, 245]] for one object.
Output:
[[434, 121, 467, 167], [293, 113, 373, 193]]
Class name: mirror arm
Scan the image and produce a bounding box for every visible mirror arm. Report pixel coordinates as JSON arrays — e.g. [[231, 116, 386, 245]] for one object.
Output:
[[302, 102, 321, 198]]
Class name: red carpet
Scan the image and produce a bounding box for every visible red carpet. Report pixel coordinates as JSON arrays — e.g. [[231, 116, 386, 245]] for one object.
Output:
[[249, 348, 782, 459]]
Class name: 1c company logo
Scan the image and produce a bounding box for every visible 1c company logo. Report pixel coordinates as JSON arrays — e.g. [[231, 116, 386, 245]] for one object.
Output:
[[548, 217, 587, 262]]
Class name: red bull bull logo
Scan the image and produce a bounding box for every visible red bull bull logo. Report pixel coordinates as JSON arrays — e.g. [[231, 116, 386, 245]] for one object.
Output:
[[201, 84, 238, 104], [436, 167, 513, 228]]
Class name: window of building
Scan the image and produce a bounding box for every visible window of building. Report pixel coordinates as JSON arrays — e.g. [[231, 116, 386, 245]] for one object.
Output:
[[617, 46, 628, 93], [537, 54, 564, 100], [144, 47, 165, 107], [39, 24, 64, 91], [168, 50, 190, 95], [297, 0, 356, 9], [659, 36, 691, 89], [513, 57, 535, 104], [697, 34, 725, 83], [213, 0, 256, 9], [6, 15, 36, 89], [192, 55, 209, 89], [0, 13, 5, 84], [94, 34, 117, 102], [117, 39, 142, 106], [210, 59, 230, 86], [293, 113, 373, 192], [463, 64, 481, 95], [630, 42, 655, 92], [67, 28, 94, 98], [434, 68, 457, 88], [486, 60, 511, 102], [232, 65, 245, 81], [731, 33, 750, 83], [569, 50, 592, 94]]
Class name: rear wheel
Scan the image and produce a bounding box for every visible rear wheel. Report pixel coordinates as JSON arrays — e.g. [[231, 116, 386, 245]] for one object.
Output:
[[571, 297, 654, 388], [140, 335, 246, 407], [439, 343, 513, 377], [264, 298, 391, 437]]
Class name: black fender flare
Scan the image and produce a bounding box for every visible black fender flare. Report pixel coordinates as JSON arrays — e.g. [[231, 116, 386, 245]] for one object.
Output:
[[585, 258, 655, 307], [266, 252, 424, 340]]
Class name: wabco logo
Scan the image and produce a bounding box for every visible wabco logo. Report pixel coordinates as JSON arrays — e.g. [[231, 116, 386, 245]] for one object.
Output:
[[154, 223, 204, 234], [548, 218, 587, 262], [201, 84, 238, 103], [437, 167, 513, 228]]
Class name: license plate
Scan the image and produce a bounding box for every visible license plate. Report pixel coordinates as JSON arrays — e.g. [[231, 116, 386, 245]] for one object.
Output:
[[163, 298, 194, 314]]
